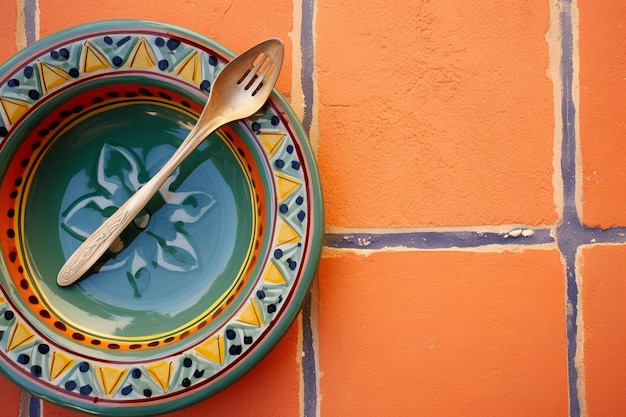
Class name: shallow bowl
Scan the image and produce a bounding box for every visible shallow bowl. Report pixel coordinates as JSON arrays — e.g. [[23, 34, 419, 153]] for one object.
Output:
[[0, 20, 323, 415]]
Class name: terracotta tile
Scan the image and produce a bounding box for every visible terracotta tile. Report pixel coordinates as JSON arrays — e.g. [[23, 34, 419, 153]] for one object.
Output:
[[43, 321, 300, 416], [316, 1, 555, 227], [0, 0, 17, 63], [318, 249, 568, 416], [579, 1, 626, 228], [37, 0, 293, 93], [0, 372, 23, 415], [580, 245, 626, 416]]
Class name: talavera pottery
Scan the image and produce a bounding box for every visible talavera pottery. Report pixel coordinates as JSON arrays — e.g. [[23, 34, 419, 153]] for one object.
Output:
[[0, 20, 323, 415]]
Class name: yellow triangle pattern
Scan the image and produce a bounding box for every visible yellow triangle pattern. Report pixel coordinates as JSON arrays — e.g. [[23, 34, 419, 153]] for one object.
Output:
[[258, 132, 286, 156], [0, 97, 31, 125], [263, 261, 286, 285], [7, 322, 34, 351], [275, 172, 301, 201], [146, 361, 173, 391], [49, 351, 75, 380], [128, 38, 156, 69], [237, 299, 263, 327], [277, 220, 300, 245], [96, 366, 127, 397], [82, 42, 110, 73], [195, 335, 225, 365], [39, 62, 70, 92], [174, 51, 202, 85]]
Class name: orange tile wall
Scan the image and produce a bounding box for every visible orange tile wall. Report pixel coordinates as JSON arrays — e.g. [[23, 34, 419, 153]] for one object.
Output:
[[1, 0, 625, 416]]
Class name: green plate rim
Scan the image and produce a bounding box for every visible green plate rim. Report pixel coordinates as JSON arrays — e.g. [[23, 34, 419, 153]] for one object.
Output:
[[0, 18, 324, 416]]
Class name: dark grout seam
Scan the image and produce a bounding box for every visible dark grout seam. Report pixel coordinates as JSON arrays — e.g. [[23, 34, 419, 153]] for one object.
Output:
[[23, 0, 37, 45], [325, 228, 555, 250], [558, 1, 582, 415], [325, 226, 626, 251], [299, 0, 318, 416]]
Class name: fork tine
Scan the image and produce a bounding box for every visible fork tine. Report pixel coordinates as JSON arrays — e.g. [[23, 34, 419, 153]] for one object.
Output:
[[238, 53, 268, 87], [249, 60, 275, 95]]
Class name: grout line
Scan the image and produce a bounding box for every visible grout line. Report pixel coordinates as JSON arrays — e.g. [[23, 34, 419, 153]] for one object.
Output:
[[324, 224, 626, 251], [299, 0, 315, 137], [29, 394, 41, 417], [557, 1, 582, 416], [557, 0, 588, 417], [23, 0, 38, 44], [325, 228, 556, 250], [300, 293, 318, 417], [299, 0, 319, 417]]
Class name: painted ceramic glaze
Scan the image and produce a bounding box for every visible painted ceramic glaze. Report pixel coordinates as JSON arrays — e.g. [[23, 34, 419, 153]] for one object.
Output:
[[0, 20, 323, 415]]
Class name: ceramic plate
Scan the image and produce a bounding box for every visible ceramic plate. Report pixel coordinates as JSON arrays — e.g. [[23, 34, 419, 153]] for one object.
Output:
[[0, 20, 323, 415]]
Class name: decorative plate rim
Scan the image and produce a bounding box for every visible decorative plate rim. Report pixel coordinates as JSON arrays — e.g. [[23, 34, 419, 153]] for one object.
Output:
[[0, 19, 324, 416]]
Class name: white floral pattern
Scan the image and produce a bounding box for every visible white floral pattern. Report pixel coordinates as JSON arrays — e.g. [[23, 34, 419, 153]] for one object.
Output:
[[61, 144, 215, 297]]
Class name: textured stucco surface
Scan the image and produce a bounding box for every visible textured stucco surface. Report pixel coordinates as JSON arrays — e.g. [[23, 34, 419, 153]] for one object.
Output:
[[1, 1, 626, 416]]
